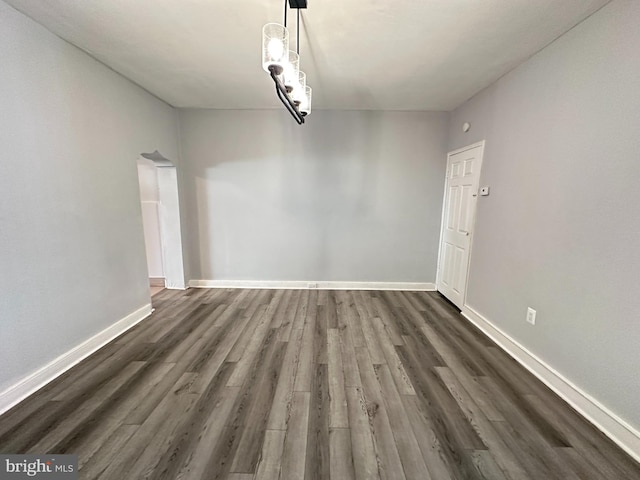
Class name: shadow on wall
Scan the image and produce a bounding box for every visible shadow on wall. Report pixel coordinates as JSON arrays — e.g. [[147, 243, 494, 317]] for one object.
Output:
[[189, 112, 292, 280], [301, 109, 383, 278], [183, 108, 389, 281]]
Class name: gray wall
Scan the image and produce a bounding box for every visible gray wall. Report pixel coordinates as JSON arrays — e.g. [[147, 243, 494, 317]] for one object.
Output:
[[0, 2, 179, 393], [179, 109, 449, 283], [448, 0, 640, 430]]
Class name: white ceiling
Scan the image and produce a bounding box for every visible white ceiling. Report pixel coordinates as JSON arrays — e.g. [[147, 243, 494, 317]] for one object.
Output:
[[5, 0, 610, 111]]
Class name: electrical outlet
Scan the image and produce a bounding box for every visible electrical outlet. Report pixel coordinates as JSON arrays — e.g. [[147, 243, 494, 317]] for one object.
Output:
[[526, 307, 536, 325], [307, 283, 317, 289]]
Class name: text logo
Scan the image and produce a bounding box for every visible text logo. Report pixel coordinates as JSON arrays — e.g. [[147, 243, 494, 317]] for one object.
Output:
[[0, 455, 77, 479]]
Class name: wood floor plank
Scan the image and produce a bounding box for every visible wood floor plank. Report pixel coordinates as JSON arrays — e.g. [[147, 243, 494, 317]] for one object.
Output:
[[306, 289, 318, 321], [74, 362, 177, 466], [470, 450, 510, 480], [305, 364, 330, 480], [224, 290, 273, 363], [48, 344, 133, 403], [351, 291, 386, 365], [314, 305, 328, 365], [374, 364, 430, 480], [489, 420, 570, 480], [212, 289, 251, 327], [171, 385, 242, 480], [238, 288, 259, 309], [479, 376, 570, 452], [354, 346, 406, 480], [371, 296, 405, 346], [339, 291, 366, 348], [292, 289, 310, 331], [330, 428, 356, 480], [340, 317, 362, 388], [327, 329, 349, 428], [434, 366, 529, 480], [371, 317, 415, 396], [263, 289, 285, 325], [316, 289, 328, 305], [226, 308, 264, 363], [116, 290, 201, 345], [293, 316, 315, 392], [123, 362, 186, 425], [227, 474, 255, 480], [401, 395, 455, 480], [398, 338, 486, 450], [356, 290, 377, 321], [524, 393, 639, 480], [226, 304, 271, 386], [190, 302, 263, 394], [165, 304, 228, 363], [254, 430, 286, 480], [278, 289, 301, 341], [148, 292, 221, 344], [229, 337, 286, 473], [326, 291, 339, 329], [0, 341, 122, 442], [422, 323, 505, 422], [267, 328, 304, 430], [146, 361, 236, 479], [271, 289, 293, 329], [554, 447, 616, 480], [25, 361, 147, 454], [279, 391, 310, 480], [98, 373, 200, 480], [2, 288, 639, 480], [346, 386, 381, 480], [79, 424, 138, 480]]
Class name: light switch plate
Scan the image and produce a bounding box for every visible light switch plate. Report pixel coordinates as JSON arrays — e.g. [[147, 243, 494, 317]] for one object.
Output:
[[526, 307, 536, 325], [480, 186, 490, 196]]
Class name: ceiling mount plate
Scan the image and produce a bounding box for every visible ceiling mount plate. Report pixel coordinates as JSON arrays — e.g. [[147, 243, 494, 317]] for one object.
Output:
[[289, 0, 307, 9]]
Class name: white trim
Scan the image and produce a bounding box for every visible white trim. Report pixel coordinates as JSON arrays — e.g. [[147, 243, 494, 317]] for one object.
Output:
[[447, 140, 486, 156], [0, 304, 152, 416], [461, 304, 640, 463], [189, 280, 436, 291]]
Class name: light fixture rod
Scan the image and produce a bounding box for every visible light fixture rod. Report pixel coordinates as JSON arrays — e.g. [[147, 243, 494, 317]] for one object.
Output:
[[284, 0, 287, 27], [270, 68, 305, 125], [297, 9, 300, 54]]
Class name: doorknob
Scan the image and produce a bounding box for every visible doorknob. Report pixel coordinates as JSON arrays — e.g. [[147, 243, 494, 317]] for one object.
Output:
[[463, 232, 469, 236]]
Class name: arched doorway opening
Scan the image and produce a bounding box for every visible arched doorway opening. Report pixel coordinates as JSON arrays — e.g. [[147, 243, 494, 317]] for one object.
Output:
[[136, 150, 186, 291]]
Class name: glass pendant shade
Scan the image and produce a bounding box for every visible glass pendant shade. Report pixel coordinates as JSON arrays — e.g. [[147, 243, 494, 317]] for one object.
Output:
[[283, 51, 300, 93], [262, 23, 289, 75], [300, 86, 312, 116], [292, 71, 306, 105]]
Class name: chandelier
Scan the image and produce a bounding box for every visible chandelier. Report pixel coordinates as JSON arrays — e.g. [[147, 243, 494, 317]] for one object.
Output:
[[262, 0, 312, 125]]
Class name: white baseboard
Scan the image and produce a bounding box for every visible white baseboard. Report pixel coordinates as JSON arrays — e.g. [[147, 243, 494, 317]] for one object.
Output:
[[0, 303, 153, 416], [461, 304, 640, 463], [189, 279, 436, 291]]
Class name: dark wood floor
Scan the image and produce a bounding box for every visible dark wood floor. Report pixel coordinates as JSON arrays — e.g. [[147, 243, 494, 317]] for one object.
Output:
[[1, 289, 638, 479]]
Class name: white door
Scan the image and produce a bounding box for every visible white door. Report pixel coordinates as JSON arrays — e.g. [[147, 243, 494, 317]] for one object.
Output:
[[437, 142, 484, 309]]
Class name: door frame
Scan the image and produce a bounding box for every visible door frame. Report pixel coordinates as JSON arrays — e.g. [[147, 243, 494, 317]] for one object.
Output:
[[436, 140, 485, 309], [139, 151, 187, 290]]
